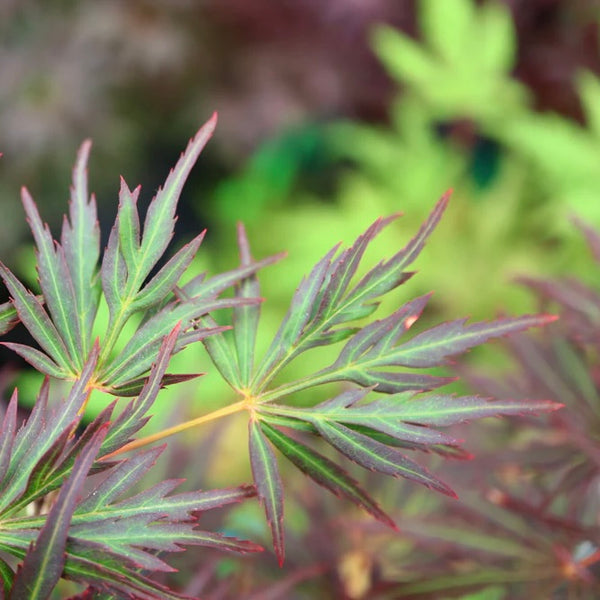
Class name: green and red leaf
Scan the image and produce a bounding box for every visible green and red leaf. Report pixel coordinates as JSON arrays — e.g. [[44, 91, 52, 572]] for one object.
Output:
[[260, 421, 396, 529], [10, 424, 108, 600], [249, 418, 285, 565]]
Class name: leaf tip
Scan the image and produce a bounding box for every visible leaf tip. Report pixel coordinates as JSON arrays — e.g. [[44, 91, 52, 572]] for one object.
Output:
[[541, 313, 559, 324], [20, 186, 34, 206]]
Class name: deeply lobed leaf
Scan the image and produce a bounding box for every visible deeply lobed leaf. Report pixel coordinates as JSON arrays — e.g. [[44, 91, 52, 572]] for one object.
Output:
[[10, 425, 108, 600], [0, 114, 281, 395]]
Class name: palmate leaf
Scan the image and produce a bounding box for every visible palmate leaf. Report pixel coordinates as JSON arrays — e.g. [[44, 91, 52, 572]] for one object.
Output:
[[10, 424, 108, 600], [182, 250, 286, 392], [0, 328, 261, 598], [0, 327, 180, 534], [259, 390, 561, 499], [99, 324, 186, 457], [22, 187, 83, 370], [234, 224, 262, 386], [278, 300, 558, 396], [198, 193, 558, 561], [262, 388, 459, 446], [0, 139, 99, 377], [0, 345, 99, 517], [0, 263, 76, 378], [252, 194, 450, 391], [61, 140, 101, 358], [0, 114, 281, 395], [97, 295, 256, 391], [2, 449, 261, 599], [67, 450, 261, 568], [314, 420, 456, 496]]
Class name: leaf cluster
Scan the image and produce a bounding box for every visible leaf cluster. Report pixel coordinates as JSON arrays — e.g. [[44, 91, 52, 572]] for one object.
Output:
[[198, 192, 559, 565], [0, 116, 560, 597], [372, 0, 528, 126], [376, 219, 600, 599], [0, 329, 260, 599], [0, 114, 279, 397]]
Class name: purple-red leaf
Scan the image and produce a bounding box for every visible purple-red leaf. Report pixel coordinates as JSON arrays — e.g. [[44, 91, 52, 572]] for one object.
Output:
[[260, 421, 396, 529], [21, 187, 82, 367], [0, 262, 75, 374], [10, 424, 108, 600], [249, 418, 285, 565], [0, 391, 18, 483], [314, 419, 456, 497], [0, 301, 19, 336], [385, 314, 557, 368]]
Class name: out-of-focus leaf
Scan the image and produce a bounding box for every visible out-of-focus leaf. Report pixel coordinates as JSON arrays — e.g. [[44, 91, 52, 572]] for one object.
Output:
[[0, 555, 14, 596], [372, 25, 438, 87], [421, 0, 474, 65], [0, 302, 19, 336], [578, 70, 600, 141], [574, 215, 600, 264], [477, 1, 515, 73]]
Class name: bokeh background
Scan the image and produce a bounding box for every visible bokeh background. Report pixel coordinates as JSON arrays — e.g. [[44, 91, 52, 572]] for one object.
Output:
[[2, 0, 600, 316], [2, 1, 600, 597]]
